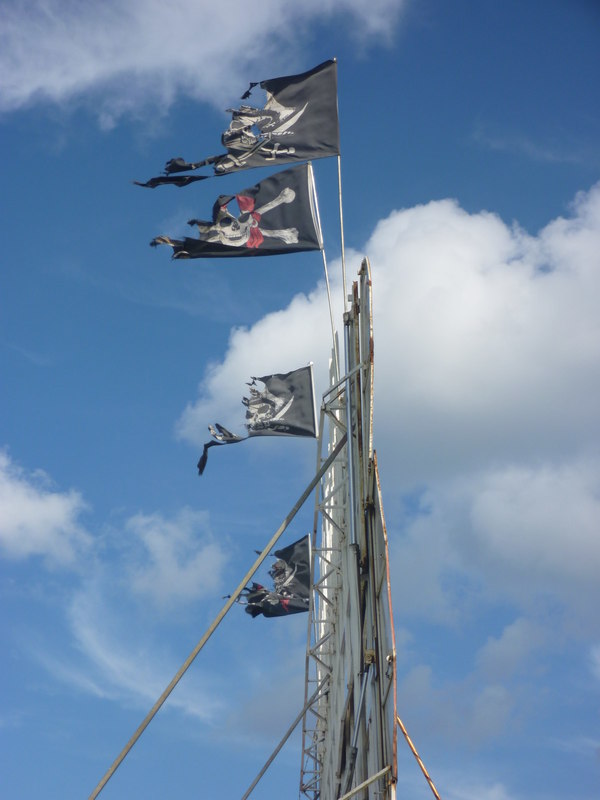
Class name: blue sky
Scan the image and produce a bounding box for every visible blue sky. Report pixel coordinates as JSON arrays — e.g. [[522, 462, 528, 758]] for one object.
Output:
[[1, 1, 599, 798]]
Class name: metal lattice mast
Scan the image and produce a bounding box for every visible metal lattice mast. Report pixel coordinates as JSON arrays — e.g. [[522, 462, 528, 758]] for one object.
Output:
[[300, 259, 398, 800]]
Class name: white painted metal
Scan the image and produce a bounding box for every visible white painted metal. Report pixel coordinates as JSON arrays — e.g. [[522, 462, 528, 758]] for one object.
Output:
[[300, 259, 397, 800]]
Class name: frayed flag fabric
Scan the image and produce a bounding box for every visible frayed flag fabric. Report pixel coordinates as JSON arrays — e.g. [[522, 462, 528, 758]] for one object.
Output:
[[197, 366, 317, 475], [150, 164, 322, 259], [241, 535, 311, 618], [136, 60, 339, 187]]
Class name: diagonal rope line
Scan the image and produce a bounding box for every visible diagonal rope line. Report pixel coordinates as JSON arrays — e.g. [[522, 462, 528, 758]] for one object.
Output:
[[88, 434, 347, 800], [396, 714, 442, 800]]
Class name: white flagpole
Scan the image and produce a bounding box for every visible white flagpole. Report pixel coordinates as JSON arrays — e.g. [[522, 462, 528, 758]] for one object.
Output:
[[321, 248, 340, 380], [337, 154, 348, 313], [309, 162, 340, 380], [308, 362, 319, 439]]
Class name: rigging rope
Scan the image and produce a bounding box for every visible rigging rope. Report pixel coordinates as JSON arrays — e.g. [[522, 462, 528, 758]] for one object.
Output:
[[396, 714, 442, 800], [87, 434, 347, 800]]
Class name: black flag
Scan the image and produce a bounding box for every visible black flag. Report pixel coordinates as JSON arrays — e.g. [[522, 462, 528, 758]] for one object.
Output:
[[198, 366, 317, 475], [242, 535, 311, 618], [136, 60, 339, 187], [151, 164, 322, 259]]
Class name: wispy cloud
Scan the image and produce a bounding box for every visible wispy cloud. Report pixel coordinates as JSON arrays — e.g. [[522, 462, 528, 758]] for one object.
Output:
[[33, 576, 227, 721], [2, 340, 55, 367], [548, 733, 600, 760], [126, 508, 228, 607], [471, 123, 596, 166], [1, 447, 233, 719]]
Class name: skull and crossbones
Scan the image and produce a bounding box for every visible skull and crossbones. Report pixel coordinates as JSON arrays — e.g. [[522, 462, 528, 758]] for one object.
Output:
[[189, 187, 299, 249], [215, 93, 305, 172], [243, 380, 294, 431]]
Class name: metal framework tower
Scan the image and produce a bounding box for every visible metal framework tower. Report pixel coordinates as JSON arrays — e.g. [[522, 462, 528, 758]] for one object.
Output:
[[300, 258, 398, 800]]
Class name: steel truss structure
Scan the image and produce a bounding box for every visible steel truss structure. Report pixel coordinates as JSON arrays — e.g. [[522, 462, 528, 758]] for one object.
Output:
[[300, 258, 398, 800]]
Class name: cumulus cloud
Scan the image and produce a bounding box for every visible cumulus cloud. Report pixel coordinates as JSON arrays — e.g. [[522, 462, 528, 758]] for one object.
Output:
[[178, 184, 600, 473], [467, 460, 600, 589], [176, 183, 600, 633], [369, 189, 600, 484], [175, 280, 340, 444], [393, 454, 600, 632], [0, 449, 90, 565], [0, 0, 406, 122], [395, 618, 550, 752]]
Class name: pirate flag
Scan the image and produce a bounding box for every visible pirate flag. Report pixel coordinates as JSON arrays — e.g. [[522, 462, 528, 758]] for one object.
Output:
[[198, 365, 317, 475], [242, 535, 311, 618], [136, 60, 339, 188], [150, 164, 322, 259]]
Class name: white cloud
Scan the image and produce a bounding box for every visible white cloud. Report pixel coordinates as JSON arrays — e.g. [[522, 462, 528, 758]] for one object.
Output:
[[591, 645, 600, 682], [468, 684, 514, 740], [396, 767, 519, 800], [471, 123, 593, 166], [549, 732, 600, 759], [467, 459, 600, 589], [391, 500, 465, 624], [175, 280, 340, 445], [27, 505, 231, 716], [392, 454, 600, 633], [446, 780, 518, 800], [126, 507, 228, 606], [0, 0, 406, 121], [176, 182, 600, 633], [369, 189, 600, 484], [0, 449, 90, 565], [397, 664, 515, 746], [63, 583, 223, 720], [223, 642, 307, 744], [476, 618, 546, 682], [179, 184, 600, 476], [0, 449, 232, 714]]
